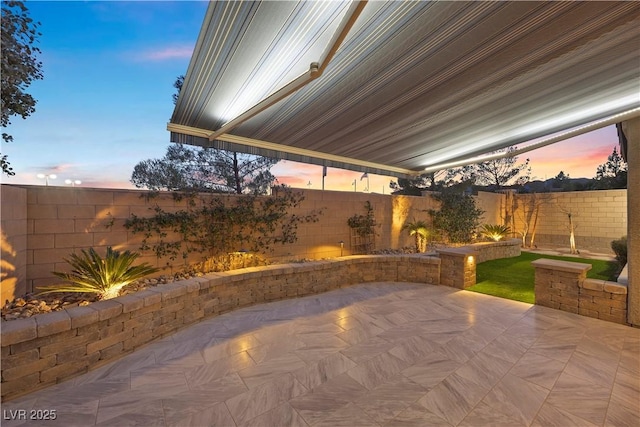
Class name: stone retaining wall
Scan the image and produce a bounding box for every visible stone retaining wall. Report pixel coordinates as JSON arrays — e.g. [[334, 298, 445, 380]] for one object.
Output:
[[532, 258, 628, 324], [0, 255, 440, 401], [467, 238, 521, 263]]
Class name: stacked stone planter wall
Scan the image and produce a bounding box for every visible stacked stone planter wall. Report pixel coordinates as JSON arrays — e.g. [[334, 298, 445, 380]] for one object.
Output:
[[532, 258, 628, 325], [0, 255, 440, 401], [467, 238, 521, 263]]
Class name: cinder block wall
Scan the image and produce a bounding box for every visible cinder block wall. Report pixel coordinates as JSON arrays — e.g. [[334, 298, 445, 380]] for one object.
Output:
[[2, 184, 625, 302], [1, 185, 449, 299], [513, 190, 627, 253]]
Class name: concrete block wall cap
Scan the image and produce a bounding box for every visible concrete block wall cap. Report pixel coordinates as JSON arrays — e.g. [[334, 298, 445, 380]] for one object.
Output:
[[603, 282, 627, 294], [114, 293, 145, 313], [34, 309, 71, 337], [65, 305, 100, 329], [531, 258, 592, 273], [581, 279, 605, 291], [0, 317, 37, 346], [89, 299, 124, 321], [436, 247, 478, 257], [131, 288, 162, 306], [202, 272, 227, 280], [180, 278, 202, 293], [256, 265, 281, 276], [234, 270, 261, 280]]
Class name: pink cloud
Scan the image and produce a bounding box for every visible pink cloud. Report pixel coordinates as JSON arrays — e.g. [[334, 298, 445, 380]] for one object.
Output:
[[526, 125, 620, 179]]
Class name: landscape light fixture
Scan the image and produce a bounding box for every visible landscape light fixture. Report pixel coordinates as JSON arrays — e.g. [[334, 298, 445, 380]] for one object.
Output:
[[36, 173, 56, 186], [339, 240, 344, 257]]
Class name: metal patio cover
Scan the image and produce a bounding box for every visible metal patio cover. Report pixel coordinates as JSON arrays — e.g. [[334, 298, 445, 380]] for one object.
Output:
[[169, 1, 640, 178]]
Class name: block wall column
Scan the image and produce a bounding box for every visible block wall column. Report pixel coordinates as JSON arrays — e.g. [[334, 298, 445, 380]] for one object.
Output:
[[532, 259, 591, 314], [436, 248, 477, 289]]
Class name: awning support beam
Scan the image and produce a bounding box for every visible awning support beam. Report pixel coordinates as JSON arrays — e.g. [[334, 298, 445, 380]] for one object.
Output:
[[207, 0, 368, 141]]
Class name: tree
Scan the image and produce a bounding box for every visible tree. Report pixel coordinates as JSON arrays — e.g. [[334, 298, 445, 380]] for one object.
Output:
[[172, 75, 184, 105], [131, 143, 278, 194], [558, 204, 579, 254], [550, 171, 575, 191], [593, 147, 627, 189], [389, 168, 466, 195], [131, 74, 279, 193], [472, 146, 530, 189], [1, 1, 43, 175], [515, 192, 552, 248]]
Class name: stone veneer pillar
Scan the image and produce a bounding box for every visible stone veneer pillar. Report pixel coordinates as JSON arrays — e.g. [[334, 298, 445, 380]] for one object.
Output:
[[622, 117, 639, 326], [436, 247, 478, 289], [532, 258, 591, 314]]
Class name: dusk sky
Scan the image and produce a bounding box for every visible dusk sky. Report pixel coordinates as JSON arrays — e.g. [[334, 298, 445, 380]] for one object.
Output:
[[1, 1, 621, 192]]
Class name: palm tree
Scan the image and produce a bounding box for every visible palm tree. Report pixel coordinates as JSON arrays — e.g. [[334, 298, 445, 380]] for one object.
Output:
[[402, 219, 430, 253]]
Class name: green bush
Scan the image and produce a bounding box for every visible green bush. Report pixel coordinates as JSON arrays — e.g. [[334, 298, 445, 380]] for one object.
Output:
[[428, 191, 484, 243], [611, 236, 627, 266], [124, 186, 323, 268]]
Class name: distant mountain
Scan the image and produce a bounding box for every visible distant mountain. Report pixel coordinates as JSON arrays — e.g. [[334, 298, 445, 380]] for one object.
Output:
[[521, 177, 594, 193]]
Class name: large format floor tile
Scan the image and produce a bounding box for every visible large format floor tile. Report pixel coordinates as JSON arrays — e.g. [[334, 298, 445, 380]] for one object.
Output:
[[3, 282, 638, 426]]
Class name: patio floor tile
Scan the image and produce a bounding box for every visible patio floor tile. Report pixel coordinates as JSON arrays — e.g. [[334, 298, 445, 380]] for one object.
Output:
[[3, 282, 638, 426]]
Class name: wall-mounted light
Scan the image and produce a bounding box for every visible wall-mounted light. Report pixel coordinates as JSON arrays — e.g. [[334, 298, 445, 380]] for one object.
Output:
[[36, 173, 56, 186], [467, 255, 475, 265]]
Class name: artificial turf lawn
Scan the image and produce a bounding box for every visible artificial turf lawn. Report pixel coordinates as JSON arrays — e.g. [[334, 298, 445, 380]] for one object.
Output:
[[466, 251, 620, 304]]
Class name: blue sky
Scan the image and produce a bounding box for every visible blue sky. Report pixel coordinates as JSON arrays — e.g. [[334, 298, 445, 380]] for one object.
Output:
[[1, 1, 621, 191]]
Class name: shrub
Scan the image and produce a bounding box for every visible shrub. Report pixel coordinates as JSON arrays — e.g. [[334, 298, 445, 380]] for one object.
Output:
[[347, 201, 376, 237], [480, 224, 511, 242], [38, 247, 159, 300], [124, 186, 323, 269], [611, 236, 627, 266], [428, 192, 484, 243]]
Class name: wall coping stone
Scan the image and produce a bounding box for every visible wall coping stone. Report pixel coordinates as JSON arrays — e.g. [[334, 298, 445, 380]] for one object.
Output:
[[115, 294, 145, 313], [531, 258, 592, 274], [469, 238, 521, 248], [1, 317, 37, 346], [603, 282, 627, 295], [158, 282, 189, 300], [65, 305, 100, 329], [581, 279, 605, 292], [89, 299, 123, 321], [34, 310, 71, 338], [436, 247, 478, 258]]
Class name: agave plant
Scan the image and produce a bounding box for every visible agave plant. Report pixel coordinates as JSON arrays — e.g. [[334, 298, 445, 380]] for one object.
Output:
[[39, 247, 159, 300], [402, 219, 430, 253], [480, 224, 511, 242]]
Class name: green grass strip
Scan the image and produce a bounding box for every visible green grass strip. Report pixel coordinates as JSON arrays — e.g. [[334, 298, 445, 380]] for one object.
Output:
[[467, 251, 619, 304]]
